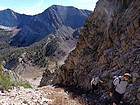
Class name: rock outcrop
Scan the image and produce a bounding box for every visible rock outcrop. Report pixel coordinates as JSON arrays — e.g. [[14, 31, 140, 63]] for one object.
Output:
[[40, 0, 140, 104]]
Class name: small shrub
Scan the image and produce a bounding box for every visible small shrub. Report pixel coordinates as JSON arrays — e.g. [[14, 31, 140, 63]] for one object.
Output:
[[14, 81, 32, 88]]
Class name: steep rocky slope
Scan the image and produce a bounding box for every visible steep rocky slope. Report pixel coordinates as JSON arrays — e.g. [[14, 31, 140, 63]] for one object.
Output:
[[40, 0, 140, 104]]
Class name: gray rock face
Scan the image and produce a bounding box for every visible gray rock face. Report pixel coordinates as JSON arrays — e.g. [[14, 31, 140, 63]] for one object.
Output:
[[40, 0, 140, 104], [0, 5, 91, 47]]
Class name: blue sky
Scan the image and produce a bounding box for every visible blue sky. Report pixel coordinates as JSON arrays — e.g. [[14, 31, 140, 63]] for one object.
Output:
[[0, 0, 98, 15]]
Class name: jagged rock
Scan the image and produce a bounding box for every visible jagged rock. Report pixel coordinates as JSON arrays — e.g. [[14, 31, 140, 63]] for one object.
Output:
[[41, 0, 140, 104]]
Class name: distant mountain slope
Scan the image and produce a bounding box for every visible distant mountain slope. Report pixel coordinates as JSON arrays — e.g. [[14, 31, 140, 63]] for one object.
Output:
[[0, 5, 91, 72], [0, 9, 32, 27], [0, 5, 91, 47], [0, 26, 19, 49]]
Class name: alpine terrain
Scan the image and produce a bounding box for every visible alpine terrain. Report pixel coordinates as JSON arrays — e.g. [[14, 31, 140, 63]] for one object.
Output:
[[40, 0, 140, 105], [0, 4, 92, 105], [0, 5, 91, 87]]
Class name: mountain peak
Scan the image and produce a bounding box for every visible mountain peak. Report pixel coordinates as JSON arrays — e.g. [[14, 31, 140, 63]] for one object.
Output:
[[50, 5, 75, 9], [44, 5, 91, 14], [3, 8, 14, 13], [5, 8, 12, 11], [43, 5, 76, 13]]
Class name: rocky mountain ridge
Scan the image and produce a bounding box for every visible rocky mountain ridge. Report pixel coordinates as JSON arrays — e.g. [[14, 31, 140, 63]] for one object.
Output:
[[40, 0, 140, 104], [0, 5, 91, 47]]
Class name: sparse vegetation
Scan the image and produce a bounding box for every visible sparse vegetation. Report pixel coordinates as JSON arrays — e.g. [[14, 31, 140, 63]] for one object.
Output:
[[0, 28, 49, 67], [0, 64, 32, 90], [0, 64, 12, 90], [14, 81, 32, 88]]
